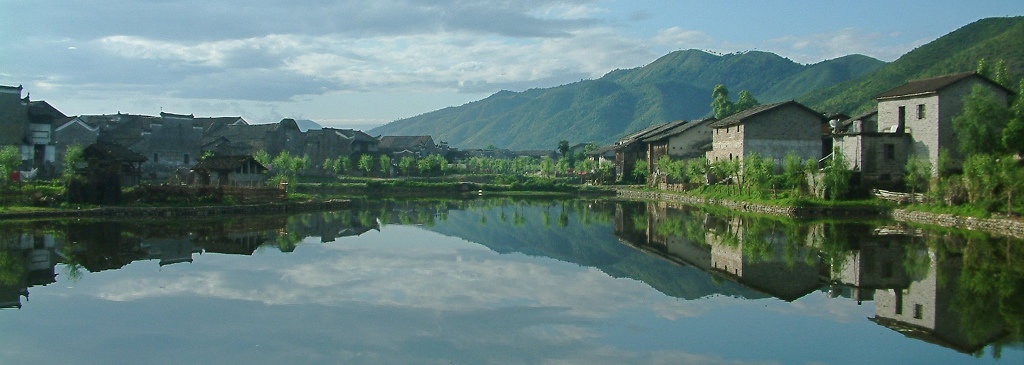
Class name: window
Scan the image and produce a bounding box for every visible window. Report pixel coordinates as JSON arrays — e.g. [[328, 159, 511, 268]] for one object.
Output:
[[913, 304, 923, 319], [183, 153, 190, 164], [917, 104, 926, 119], [883, 144, 895, 161]]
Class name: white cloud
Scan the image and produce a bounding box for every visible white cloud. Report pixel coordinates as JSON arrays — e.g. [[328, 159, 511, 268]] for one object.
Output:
[[653, 27, 716, 50], [769, 28, 922, 63]]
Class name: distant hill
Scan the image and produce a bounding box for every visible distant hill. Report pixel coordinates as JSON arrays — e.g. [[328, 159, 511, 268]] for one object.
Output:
[[370, 50, 885, 150], [370, 16, 1024, 151], [801, 16, 1024, 115]]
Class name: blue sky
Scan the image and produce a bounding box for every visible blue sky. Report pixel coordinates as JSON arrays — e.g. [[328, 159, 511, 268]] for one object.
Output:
[[1, 1, 1021, 130]]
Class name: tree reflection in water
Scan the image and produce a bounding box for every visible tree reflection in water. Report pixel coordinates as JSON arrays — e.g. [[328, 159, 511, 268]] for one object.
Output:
[[0, 198, 1019, 359]]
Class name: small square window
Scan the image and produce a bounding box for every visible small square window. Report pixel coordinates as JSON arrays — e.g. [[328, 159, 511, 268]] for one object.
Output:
[[913, 304, 923, 319], [917, 104, 926, 119]]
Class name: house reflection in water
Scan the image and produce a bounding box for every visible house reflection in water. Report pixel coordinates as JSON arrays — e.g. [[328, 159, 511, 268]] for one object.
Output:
[[828, 226, 913, 304], [0, 233, 59, 309], [612, 201, 1018, 354], [870, 245, 1006, 354], [0, 210, 382, 310]]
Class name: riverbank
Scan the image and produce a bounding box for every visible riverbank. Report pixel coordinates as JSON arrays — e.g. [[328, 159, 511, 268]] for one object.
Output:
[[0, 199, 351, 220], [615, 188, 1024, 238]]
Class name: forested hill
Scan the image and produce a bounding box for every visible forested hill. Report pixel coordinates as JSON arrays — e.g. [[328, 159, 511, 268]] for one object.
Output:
[[370, 50, 884, 150], [799, 16, 1024, 116]]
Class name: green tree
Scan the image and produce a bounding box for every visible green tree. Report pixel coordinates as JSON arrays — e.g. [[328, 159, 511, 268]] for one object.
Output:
[[631, 161, 648, 184], [399, 156, 416, 176], [953, 84, 1010, 156], [823, 147, 852, 201], [335, 156, 352, 175], [904, 156, 932, 195], [711, 84, 735, 119], [1003, 78, 1024, 156], [734, 90, 760, 112], [62, 145, 84, 183], [379, 155, 392, 178], [253, 150, 271, 166], [782, 152, 806, 196], [0, 145, 22, 185], [557, 140, 570, 158], [358, 154, 375, 176], [540, 156, 555, 177]]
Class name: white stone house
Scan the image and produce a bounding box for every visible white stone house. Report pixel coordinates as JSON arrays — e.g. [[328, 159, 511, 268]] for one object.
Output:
[[873, 71, 1012, 175]]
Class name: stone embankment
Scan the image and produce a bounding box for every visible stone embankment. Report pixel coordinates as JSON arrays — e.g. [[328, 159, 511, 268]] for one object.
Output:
[[0, 199, 350, 220], [616, 189, 1024, 238], [614, 189, 887, 218]]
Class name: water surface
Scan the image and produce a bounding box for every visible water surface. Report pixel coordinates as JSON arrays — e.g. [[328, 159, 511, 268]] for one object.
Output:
[[1, 199, 1020, 364]]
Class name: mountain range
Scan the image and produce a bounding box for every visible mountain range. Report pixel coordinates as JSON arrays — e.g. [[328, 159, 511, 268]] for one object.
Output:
[[370, 16, 1024, 151]]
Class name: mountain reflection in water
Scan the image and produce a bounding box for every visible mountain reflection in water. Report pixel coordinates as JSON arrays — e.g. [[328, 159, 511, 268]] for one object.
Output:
[[0, 199, 1021, 363]]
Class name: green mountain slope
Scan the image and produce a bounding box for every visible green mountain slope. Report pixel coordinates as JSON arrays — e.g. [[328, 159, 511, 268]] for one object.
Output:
[[802, 16, 1024, 115], [371, 50, 884, 150]]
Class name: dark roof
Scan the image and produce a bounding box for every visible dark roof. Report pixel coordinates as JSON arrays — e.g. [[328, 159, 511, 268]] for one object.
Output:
[[379, 135, 434, 150], [708, 101, 825, 129], [875, 71, 1013, 99], [515, 150, 557, 157], [83, 142, 147, 162], [587, 145, 617, 156], [618, 120, 685, 145], [839, 108, 878, 129], [192, 155, 267, 172], [332, 128, 378, 143], [641, 118, 714, 142], [159, 112, 194, 119]]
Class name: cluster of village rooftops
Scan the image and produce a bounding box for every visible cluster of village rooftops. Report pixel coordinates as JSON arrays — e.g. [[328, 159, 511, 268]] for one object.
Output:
[[0, 70, 1012, 188]]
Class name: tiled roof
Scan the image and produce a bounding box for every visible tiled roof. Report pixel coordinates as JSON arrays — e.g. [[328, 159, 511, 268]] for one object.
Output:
[[875, 71, 1011, 99], [335, 129, 378, 142], [707, 101, 823, 128], [379, 135, 434, 150], [641, 118, 714, 142]]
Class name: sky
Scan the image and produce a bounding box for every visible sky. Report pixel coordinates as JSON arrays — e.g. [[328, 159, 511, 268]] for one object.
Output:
[[2, 1, 1022, 130]]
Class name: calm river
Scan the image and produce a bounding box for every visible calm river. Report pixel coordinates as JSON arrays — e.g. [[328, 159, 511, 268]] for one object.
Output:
[[0, 199, 1021, 364]]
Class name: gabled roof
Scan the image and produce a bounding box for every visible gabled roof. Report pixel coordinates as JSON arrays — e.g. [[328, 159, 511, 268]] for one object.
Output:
[[875, 71, 1013, 99], [708, 101, 825, 129], [379, 135, 434, 150], [192, 155, 267, 172], [641, 118, 715, 142], [839, 108, 878, 130], [587, 145, 617, 156], [618, 120, 686, 145], [83, 142, 147, 162], [335, 129, 378, 143]]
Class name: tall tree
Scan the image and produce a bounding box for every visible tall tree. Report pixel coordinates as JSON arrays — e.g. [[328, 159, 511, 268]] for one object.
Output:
[[1003, 78, 1024, 156], [557, 140, 570, 158], [734, 90, 760, 112], [954, 84, 1011, 156], [711, 84, 735, 119]]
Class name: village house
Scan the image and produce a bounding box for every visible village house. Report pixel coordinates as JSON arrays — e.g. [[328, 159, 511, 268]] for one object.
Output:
[[0, 85, 67, 177], [80, 141, 147, 189], [706, 100, 825, 165], [643, 118, 715, 181], [872, 71, 1012, 175], [378, 135, 443, 159], [608, 120, 688, 182], [832, 109, 911, 187], [303, 128, 379, 170], [191, 155, 268, 187]]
